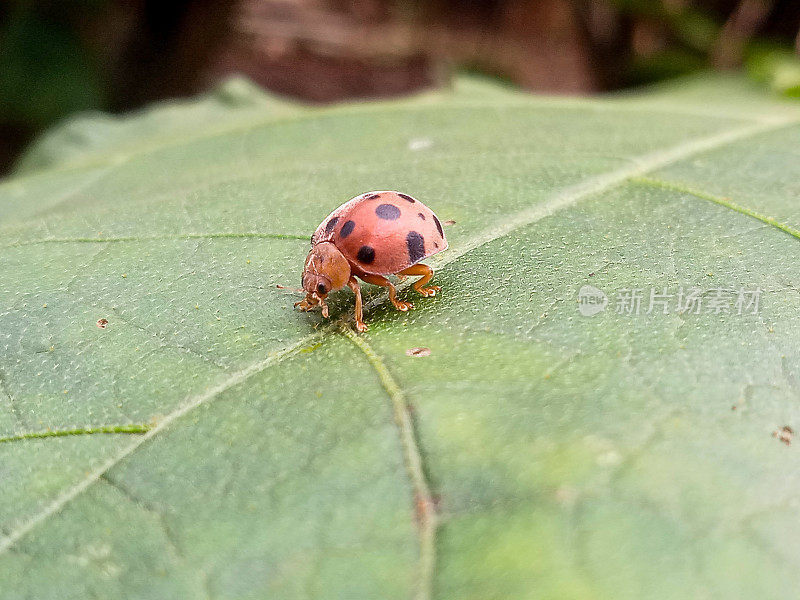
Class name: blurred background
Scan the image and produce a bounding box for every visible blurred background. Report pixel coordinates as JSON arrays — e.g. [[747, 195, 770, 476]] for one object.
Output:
[[2, 0, 799, 175]]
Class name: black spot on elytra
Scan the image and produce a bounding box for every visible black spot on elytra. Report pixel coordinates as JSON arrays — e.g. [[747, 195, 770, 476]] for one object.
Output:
[[375, 204, 401, 220], [434, 242, 439, 249], [357, 245, 375, 264], [398, 193, 416, 203], [340, 220, 355, 238], [363, 193, 380, 200], [406, 231, 425, 263], [417, 212, 426, 220], [433, 214, 443, 237], [325, 216, 339, 233]]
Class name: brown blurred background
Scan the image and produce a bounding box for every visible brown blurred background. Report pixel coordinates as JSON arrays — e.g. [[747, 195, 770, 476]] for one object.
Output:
[[2, 0, 799, 175]]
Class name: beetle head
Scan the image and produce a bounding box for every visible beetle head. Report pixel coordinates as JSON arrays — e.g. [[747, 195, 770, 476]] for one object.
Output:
[[296, 242, 351, 317]]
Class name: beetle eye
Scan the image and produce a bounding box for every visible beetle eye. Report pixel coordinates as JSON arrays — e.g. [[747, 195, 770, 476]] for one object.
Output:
[[317, 283, 327, 294]]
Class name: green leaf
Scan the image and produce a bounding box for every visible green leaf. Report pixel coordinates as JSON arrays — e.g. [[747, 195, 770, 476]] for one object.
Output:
[[2, 74, 800, 599]]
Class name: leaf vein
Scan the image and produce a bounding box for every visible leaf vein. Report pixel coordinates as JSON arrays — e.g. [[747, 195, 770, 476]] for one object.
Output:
[[632, 176, 800, 242], [0, 424, 152, 445], [342, 327, 437, 600]]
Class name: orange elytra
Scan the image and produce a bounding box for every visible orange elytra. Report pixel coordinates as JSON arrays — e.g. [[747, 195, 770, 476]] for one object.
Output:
[[295, 191, 448, 332]]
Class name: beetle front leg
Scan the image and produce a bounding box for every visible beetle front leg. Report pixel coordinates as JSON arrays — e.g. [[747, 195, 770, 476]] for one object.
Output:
[[294, 293, 318, 312], [347, 277, 368, 332], [295, 292, 328, 317]]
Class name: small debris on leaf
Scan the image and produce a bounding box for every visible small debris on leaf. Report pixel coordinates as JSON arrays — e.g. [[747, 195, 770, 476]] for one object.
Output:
[[773, 425, 794, 446], [443, 220, 456, 226], [276, 284, 286, 289], [406, 347, 431, 357], [96, 318, 109, 329], [408, 138, 433, 151]]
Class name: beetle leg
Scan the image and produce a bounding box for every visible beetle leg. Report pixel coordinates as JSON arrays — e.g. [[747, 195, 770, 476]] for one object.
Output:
[[295, 292, 329, 317], [360, 274, 414, 311], [348, 277, 368, 332], [397, 263, 441, 297], [318, 296, 329, 318], [294, 293, 318, 312]]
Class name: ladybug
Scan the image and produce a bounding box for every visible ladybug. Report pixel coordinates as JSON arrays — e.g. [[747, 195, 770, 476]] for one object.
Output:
[[295, 191, 448, 332]]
